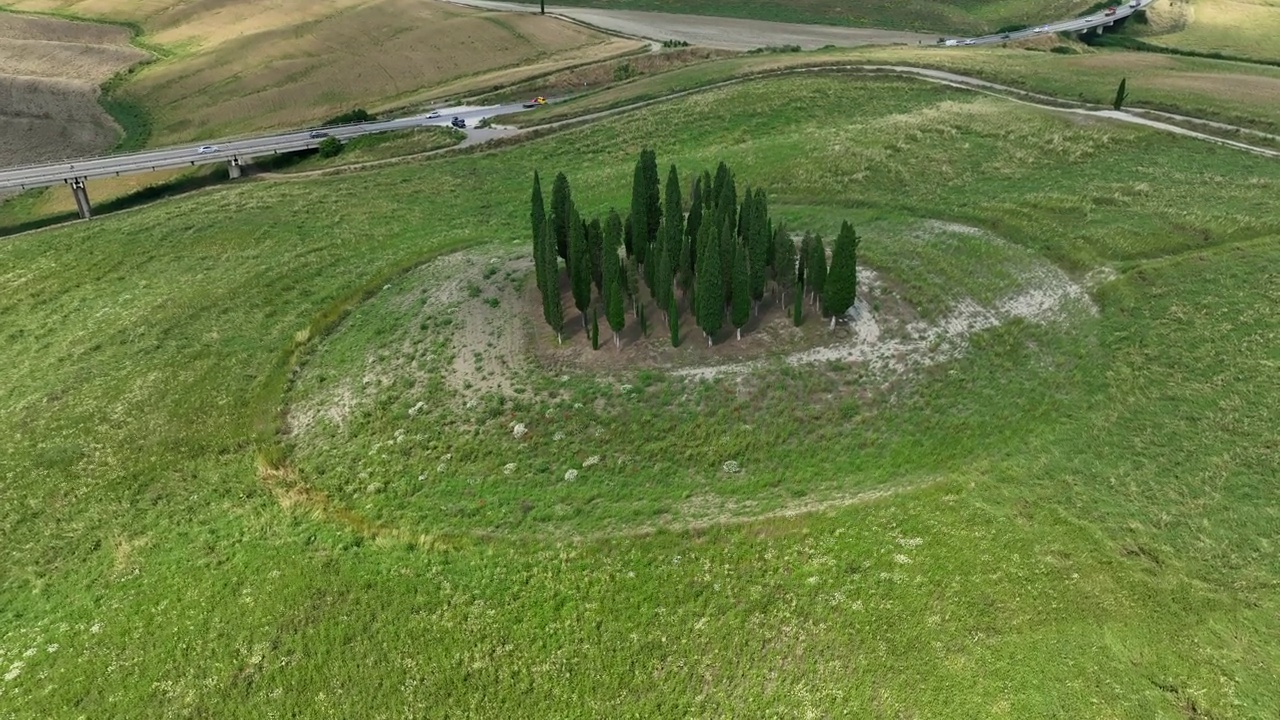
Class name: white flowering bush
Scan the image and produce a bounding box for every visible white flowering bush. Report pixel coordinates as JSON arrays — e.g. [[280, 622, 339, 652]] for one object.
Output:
[[564, 469, 579, 481], [512, 423, 528, 439], [583, 455, 601, 468], [503, 463, 517, 475], [722, 460, 741, 474]]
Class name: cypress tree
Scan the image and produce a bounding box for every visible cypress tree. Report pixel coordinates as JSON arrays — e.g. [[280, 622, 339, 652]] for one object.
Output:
[[701, 169, 714, 212], [625, 255, 640, 318], [656, 234, 674, 324], [588, 217, 604, 295], [623, 212, 635, 258], [773, 223, 797, 308], [543, 225, 565, 342], [629, 157, 648, 266], [712, 162, 729, 209], [550, 172, 572, 261], [668, 291, 680, 347], [695, 219, 724, 345], [530, 170, 546, 254], [792, 262, 804, 327], [823, 221, 860, 327], [677, 229, 695, 304], [590, 305, 600, 350], [605, 246, 626, 348], [569, 207, 591, 329], [759, 191, 774, 269], [685, 175, 703, 268], [747, 189, 768, 315], [719, 214, 734, 305], [737, 188, 752, 243], [807, 233, 828, 312], [664, 164, 683, 270], [643, 150, 662, 248], [731, 241, 751, 340]]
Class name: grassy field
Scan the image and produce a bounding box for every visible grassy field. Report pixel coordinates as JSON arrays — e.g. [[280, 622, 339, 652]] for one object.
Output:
[[1, 0, 641, 146], [504, 0, 1099, 34], [0, 11, 148, 164], [263, 127, 467, 174], [1136, 0, 1280, 64], [506, 44, 1280, 136], [2, 75, 1279, 717]]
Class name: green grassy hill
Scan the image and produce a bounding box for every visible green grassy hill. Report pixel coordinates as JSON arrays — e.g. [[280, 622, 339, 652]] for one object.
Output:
[[2, 75, 1278, 717]]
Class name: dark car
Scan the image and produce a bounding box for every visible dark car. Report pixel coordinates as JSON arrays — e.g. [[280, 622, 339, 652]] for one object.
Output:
[[451, 117, 466, 129], [1001, 33, 1011, 39], [309, 130, 330, 139]]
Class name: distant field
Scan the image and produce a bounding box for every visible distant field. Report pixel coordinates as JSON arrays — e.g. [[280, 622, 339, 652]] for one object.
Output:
[[500, 0, 1100, 34], [4, 0, 639, 145], [2, 75, 1279, 716], [0, 11, 148, 165], [1138, 0, 1280, 64], [507, 45, 1280, 135]]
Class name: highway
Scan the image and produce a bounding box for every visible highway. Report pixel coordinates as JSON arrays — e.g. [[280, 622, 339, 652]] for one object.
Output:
[[0, 102, 536, 192], [943, 0, 1153, 46]]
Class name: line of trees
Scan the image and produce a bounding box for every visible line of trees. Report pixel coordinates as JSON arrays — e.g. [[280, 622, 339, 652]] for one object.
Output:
[[530, 150, 860, 348]]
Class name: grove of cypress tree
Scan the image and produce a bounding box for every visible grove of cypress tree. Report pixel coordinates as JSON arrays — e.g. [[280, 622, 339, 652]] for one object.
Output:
[[605, 246, 626, 348], [731, 242, 751, 340], [696, 219, 724, 345], [569, 207, 591, 329], [823, 221, 860, 327], [807, 233, 827, 312], [773, 222, 797, 307], [550, 172, 572, 261], [664, 164, 683, 271]]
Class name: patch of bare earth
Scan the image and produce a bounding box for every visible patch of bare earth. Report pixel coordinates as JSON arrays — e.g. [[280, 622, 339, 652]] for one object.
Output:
[[672, 222, 1097, 382], [446, 255, 531, 401], [0, 13, 148, 167]]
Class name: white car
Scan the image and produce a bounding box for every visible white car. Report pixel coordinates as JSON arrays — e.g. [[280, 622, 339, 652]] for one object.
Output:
[[1033, 25, 1050, 32], [426, 110, 442, 119], [962, 39, 976, 45], [943, 39, 959, 46], [197, 145, 219, 154]]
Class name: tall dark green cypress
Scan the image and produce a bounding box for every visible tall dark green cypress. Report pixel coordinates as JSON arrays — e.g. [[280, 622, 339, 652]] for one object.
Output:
[[604, 210, 626, 348], [773, 222, 797, 307], [823, 221, 860, 327], [590, 305, 600, 350], [686, 175, 703, 259], [550, 172, 572, 261], [748, 189, 768, 314], [668, 291, 680, 348], [623, 212, 635, 259], [569, 206, 591, 329], [643, 150, 662, 248], [807, 233, 828, 313], [677, 228, 695, 304], [588, 218, 604, 295], [731, 241, 751, 340], [664, 164, 683, 271], [542, 223, 564, 341], [695, 219, 723, 345], [531, 171, 550, 308], [737, 188, 752, 243], [701, 169, 714, 212], [719, 214, 735, 306], [629, 158, 649, 266], [792, 262, 804, 327]]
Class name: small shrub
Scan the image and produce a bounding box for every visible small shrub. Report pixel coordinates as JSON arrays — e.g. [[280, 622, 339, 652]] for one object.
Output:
[[317, 137, 343, 158], [1049, 45, 1079, 54], [661, 39, 690, 48], [322, 108, 374, 126], [613, 62, 638, 81], [747, 44, 802, 55], [467, 283, 481, 298]]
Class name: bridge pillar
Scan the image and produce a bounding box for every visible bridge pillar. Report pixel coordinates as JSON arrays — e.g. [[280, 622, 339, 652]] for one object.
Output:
[[228, 156, 243, 179], [69, 177, 92, 219]]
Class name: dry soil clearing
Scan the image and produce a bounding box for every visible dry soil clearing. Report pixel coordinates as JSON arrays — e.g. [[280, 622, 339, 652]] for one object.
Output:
[[6, 0, 640, 143], [0, 12, 148, 167]]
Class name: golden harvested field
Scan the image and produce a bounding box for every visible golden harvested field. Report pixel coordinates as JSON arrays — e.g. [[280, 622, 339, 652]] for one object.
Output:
[[7, 0, 639, 144], [0, 12, 148, 166], [1140, 0, 1280, 63]]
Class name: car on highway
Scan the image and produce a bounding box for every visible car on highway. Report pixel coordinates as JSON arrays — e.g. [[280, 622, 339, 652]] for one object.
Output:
[[451, 117, 466, 129], [308, 130, 329, 139], [1001, 33, 1012, 40], [943, 39, 959, 46], [522, 96, 547, 108], [426, 110, 441, 119], [1033, 24, 1050, 32], [1103, 6, 1118, 15], [197, 145, 219, 154], [1129, 0, 1140, 5], [962, 39, 976, 45]]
